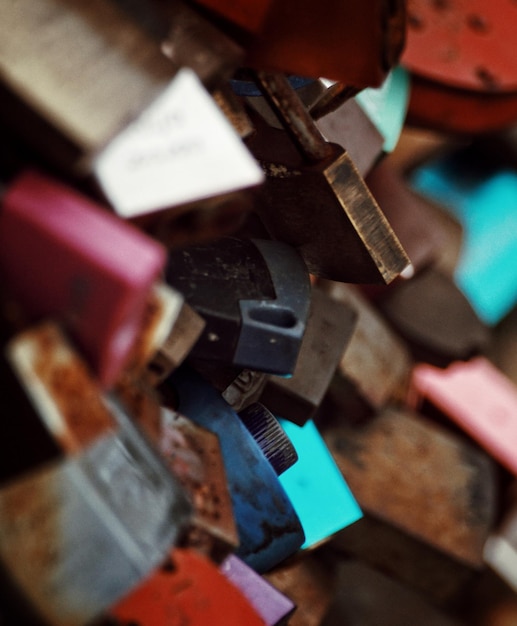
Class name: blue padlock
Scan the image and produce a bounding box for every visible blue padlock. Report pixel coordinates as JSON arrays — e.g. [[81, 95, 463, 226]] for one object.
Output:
[[278, 419, 362, 550], [410, 145, 517, 325], [165, 365, 305, 572]]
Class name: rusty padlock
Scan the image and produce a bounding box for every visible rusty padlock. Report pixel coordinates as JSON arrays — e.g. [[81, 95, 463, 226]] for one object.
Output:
[[323, 405, 498, 605]]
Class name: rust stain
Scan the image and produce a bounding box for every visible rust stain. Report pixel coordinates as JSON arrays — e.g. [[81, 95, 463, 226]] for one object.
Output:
[[323, 406, 495, 567], [157, 412, 238, 559], [15, 323, 115, 453], [0, 464, 81, 625]]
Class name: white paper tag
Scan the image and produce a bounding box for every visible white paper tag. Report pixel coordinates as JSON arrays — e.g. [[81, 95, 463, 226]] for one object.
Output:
[[94, 68, 264, 217]]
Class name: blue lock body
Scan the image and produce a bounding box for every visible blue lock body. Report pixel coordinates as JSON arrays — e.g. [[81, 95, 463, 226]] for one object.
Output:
[[166, 365, 305, 572], [278, 419, 362, 550], [410, 148, 517, 325]]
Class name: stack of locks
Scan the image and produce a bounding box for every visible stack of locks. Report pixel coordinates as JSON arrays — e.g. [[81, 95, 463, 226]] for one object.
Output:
[[3, 0, 517, 624]]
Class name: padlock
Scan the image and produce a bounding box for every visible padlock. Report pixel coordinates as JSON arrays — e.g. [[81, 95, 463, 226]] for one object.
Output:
[[310, 67, 410, 170], [376, 267, 490, 367], [0, 419, 192, 626], [0, 0, 175, 171], [321, 560, 463, 626], [263, 552, 338, 626], [365, 159, 460, 275], [402, 0, 517, 134], [117, 282, 205, 387], [94, 67, 264, 239], [192, 0, 406, 88], [329, 513, 477, 607], [0, 0, 246, 162], [403, 0, 517, 94], [245, 72, 410, 283], [152, 407, 239, 563], [0, 2, 263, 243], [405, 75, 517, 135], [410, 357, 517, 477], [234, 76, 382, 178], [324, 405, 497, 605], [352, 66, 410, 155], [166, 237, 311, 376], [0, 170, 166, 387], [409, 139, 517, 325], [0, 337, 62, 485], [315, 97, 385, 179], [163, 365, 305, 573], [6, 322, 118, 457], [322, 405, 497, 571], [221, 554, 296, 625], [258, 287, 357, 425], [278, 419, 362, 550], [107, 548, 266, 626], [319, 281, 412, 421]]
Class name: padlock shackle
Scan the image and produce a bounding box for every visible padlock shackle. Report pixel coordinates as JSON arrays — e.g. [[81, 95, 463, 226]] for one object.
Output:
[[252, 71, 334, 163]]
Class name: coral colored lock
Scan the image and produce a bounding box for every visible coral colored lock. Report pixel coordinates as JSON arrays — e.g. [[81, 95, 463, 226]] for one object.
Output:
[[110, 548, 266, 626]]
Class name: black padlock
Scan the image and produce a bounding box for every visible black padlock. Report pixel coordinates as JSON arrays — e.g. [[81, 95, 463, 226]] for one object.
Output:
[[166, 237, 311, 376]]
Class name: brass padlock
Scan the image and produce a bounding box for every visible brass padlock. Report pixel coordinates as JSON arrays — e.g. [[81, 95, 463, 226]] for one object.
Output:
[[246, 72, 410, 283]]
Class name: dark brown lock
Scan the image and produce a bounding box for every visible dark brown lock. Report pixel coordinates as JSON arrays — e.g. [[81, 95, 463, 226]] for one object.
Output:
[[328, 515, 477, 607], [193, 0, 406, 88], [319, 281, 412, 421], [246, 72, 410, 284], [259, 287, 357, 425], [376, 267, 491, 367], [322, 405, 498, 603], [321, 560, 464, 626]]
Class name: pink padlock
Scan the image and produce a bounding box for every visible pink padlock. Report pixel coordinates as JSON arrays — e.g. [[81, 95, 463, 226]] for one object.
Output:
[[0, 170, 166, 387]]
